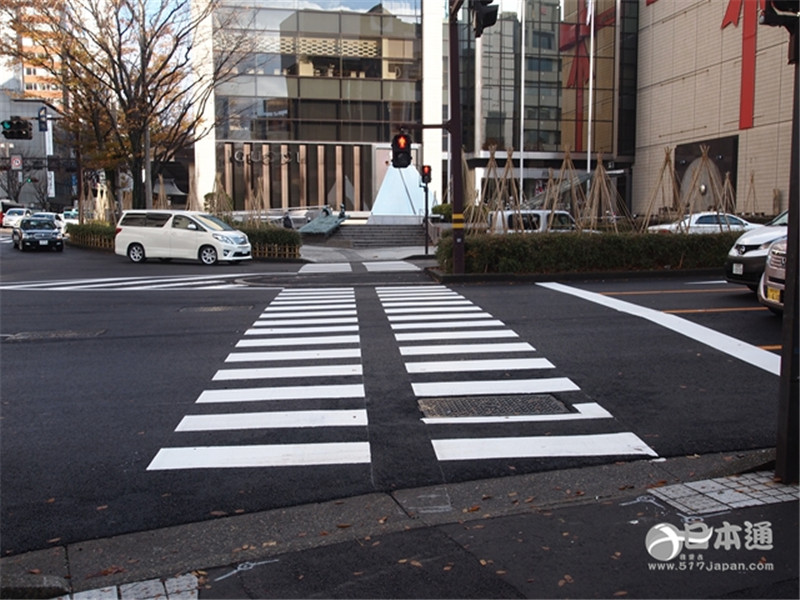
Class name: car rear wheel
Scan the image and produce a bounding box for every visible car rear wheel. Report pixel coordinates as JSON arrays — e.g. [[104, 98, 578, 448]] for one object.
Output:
[[199, 245, 218, 265], [127, 243, 146, 263]]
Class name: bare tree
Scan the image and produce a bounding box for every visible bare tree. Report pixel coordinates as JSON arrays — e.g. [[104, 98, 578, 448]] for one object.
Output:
[[0, 0, 249, 208]]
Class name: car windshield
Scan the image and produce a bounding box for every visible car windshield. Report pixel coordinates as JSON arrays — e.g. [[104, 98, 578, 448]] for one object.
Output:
[[766, 210, 788, 226], [21, 219, 55, 230], [193, 213, 236, 232], [7, 209, 24, 216]]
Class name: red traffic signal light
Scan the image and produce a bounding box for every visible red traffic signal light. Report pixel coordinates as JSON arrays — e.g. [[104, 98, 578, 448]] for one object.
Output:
[[421, 165, 432, 184], [391, 133, 412, 168]]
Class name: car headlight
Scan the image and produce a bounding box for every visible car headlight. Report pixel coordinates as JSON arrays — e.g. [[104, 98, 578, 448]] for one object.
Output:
[[212, 233, 235, 244]]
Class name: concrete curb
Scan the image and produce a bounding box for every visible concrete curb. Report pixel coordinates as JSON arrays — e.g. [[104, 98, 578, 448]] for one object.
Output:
[[0, 448, 776, 597]]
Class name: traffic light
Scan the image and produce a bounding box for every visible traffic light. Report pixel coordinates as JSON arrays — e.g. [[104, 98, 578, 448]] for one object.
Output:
[[391, 132, 412, 168], [421, 165, 432, 184], [1, 116, 32, 140], [473, 0, 499, 38]]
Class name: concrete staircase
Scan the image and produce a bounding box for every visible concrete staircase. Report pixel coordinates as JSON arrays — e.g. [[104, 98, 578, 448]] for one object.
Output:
[[302, 223, 429, 248]]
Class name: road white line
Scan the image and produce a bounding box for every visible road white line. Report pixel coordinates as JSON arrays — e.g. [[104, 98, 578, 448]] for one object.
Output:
[[431, 432, 658, 461], [406, 357, 554, 373], [388, 313, 493, 322], [299, 264, 353, 273], [197, 384, 365, 403], [147, 442, 372, 469], [412, 378, 580, 397], [381, 300, 473, 308], [395, 329, 518, 341], [421, 402, 613, 424], [377, 285, 449, 292], [263, 303, 355, 312], [271, 299, 355, 306], [538, 282, 781, 376], [253, 317, 358, 326], [225, 348, 361, 362], [390, 319, 506, 330], [363, 261, 420, 271], [384, 306, 482, 315], [175, 409, 368, 431], [244, 325, 359, 335], [257, 309, 357, 319], [236, 335, 360, 347], [213, 364, 362, 381], [400, 342, 535, 356]]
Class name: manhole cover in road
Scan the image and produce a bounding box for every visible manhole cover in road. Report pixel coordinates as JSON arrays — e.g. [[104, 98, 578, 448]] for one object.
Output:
[[418, 394, 569, 418]]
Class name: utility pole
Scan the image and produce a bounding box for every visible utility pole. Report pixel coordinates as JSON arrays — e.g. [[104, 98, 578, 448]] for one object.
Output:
[[760, 0, 799, 483]]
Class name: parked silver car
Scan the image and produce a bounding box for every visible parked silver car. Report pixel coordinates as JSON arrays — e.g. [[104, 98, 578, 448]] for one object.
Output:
[[725, 210, 788, 290], [757, 238, 787, 315]]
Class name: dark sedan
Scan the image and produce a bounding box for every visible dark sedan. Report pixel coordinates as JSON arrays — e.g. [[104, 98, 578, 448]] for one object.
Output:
[[12, 217, 64, 252]]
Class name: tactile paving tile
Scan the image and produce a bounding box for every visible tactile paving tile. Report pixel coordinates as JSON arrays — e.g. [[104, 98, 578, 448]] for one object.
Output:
[[648, 472, 798, 515]]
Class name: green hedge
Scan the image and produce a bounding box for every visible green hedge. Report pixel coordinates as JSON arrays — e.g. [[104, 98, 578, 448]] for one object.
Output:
[[435, 231, 741, 274], [66, 221, 302, 259]]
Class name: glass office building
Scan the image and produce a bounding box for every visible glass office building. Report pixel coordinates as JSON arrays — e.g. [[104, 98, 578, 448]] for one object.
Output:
[[195, 0, 637, 212], [205, 0, 423, 212], [462, 0, 637, 206]]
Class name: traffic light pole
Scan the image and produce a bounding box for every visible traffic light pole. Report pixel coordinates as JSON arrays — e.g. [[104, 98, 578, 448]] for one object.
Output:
[[448, 0, 466, 274], [776, 37, 799, 484], [761, 1, 799, 484]]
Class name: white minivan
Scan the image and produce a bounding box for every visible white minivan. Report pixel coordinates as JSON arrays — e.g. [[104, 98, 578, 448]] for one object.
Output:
[[115, 210, 251, 265]]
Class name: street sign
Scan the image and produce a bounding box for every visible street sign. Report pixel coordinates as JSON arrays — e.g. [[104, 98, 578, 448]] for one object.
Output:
[[10, 154, 22, 170]]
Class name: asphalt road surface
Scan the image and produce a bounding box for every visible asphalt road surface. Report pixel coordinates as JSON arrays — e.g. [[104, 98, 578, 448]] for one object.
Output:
[[0, 237, 783, 556]]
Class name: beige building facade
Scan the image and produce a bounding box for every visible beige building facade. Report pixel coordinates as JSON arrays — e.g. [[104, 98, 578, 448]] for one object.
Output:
[[634, 0, 794, 217]]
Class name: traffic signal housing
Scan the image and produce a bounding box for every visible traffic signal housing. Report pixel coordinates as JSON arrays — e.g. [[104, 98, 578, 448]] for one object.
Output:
[[1, 116, 32, 140], [421, 165, 432, 184], [391, 132, 412, 168], [473, 0, 499, 38]]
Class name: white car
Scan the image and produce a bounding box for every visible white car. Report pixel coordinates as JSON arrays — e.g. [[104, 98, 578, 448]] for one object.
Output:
[[757, 238, 787, 315], [647, 212, 761, 234], [31, 211, 67, 234], [114, 210, 251, 265], [487, 210, 582, 234], [724, 210, 788, 289], [2, 207, 32, 228]]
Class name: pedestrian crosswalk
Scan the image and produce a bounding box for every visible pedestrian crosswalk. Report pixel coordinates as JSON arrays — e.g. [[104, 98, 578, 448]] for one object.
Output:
[[376, 285, 658, 462], [148, 284, 657, 473], [148, 287, 370, 470]]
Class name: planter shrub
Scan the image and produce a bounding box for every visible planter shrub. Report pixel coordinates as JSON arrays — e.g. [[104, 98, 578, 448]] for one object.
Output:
[[436, 231, 741, 274]]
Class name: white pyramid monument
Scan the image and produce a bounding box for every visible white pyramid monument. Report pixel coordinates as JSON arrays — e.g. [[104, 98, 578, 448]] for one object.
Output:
[[368, 166, 428, 224]]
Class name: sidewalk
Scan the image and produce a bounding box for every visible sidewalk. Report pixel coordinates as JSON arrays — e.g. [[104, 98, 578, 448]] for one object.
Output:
[[2, 448, 797, 599]]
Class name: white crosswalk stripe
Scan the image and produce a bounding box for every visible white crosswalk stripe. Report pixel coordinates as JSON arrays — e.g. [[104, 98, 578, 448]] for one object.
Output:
[[376, 284, 658, 462]]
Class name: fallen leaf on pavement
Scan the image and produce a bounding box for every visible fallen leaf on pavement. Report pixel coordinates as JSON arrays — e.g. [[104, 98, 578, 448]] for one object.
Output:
[[336, 523, 352, 529], [28, 569, 41, 575], [86, 565, 126, 579], [410, 560, 423, 568]]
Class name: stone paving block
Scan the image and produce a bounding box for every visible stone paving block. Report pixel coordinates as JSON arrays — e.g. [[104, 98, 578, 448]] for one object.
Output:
[[71, 586, 117, 600], [165, 574, 198, 595], [119, 578, 166, 599], [649, 484, 695, 500], [685, 479, 727, 493]]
